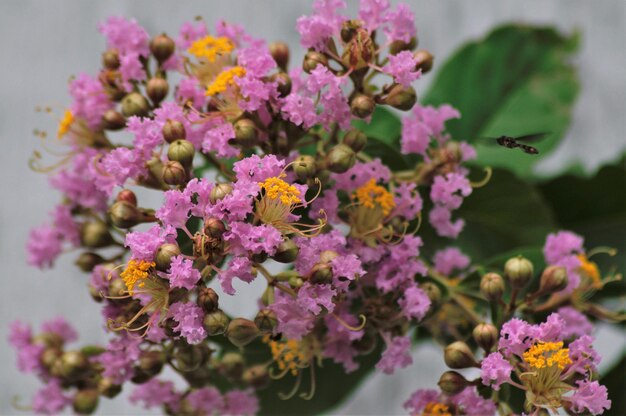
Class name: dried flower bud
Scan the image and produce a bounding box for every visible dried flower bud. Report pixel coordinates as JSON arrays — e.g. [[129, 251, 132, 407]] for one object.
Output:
[[59, 350, 90, 380], [203, 309, 230, 336], [98, 377, 122, 399], [342, 28, 375, 70], [220, 352, 245, 380], [73, 389, 99, 415], [150, 34, 175, 63], [155, 243, 181, 271], [254, 308, 278, 333], [109, 201, 141, 228], [234, 119, 258, 146], [102, 109, 126, 130], [198, 287, 219, 313], [121, 92, 150, 117], [341, 19, 362, 43], [443, 341, 478, 369], [343, 129, 368, 153], [438, 371, 469, 395], [162, 119, 186, 143], [80, 221, 113, 248], [146, 77, 169, 105], [243, 364, 270, 389], [210, 183, 234, 203], [420, 282, 442, 308], [116, 189, 137, 206], [472, 323, 499, 352], [75, 252, 105, 272], [102, 49, 120, 70], [326, 144, 356, 173], [167, 139, 195, 167], [381, 84, 417, 111], [351, 94, 376, 119], [269, 42, 290, 71], [226, 318, 260, 348], [303, 50, 328, 73], [293, 155, 317, 181], [163, 160, 187, 185], [539, 265, 568, 293], [504, 256, 534, 289], [480, 272, 505, 301], [413, 49, 434, 74], [310, 262, 333, 284], [273, 72, 292, 97], [389, 37, 417, 55], [272, 239, 299, 263]]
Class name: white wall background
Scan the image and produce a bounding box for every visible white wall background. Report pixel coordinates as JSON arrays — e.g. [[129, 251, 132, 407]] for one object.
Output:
[[0, 1, 624, 415]]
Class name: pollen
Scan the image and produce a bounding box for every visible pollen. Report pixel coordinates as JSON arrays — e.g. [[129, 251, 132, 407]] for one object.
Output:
[[259, 176, 302, 206], [188, 35, 234, 62], [422, 402, 452, 416], [354, 178, 395, 216], [264, 336, 309, 376], [120, 259, 155, 295], [523, 341, 572, 370], [577, 254, 601, 287], [205, 66, 246, 96], [57, 109, 74, 139]]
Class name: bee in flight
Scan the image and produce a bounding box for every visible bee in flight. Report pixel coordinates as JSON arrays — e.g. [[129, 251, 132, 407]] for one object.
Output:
[[486, 133, 549, 155]]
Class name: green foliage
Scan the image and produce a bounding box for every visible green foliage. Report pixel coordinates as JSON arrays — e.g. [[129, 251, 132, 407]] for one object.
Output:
[[601, 353, 626, 416]]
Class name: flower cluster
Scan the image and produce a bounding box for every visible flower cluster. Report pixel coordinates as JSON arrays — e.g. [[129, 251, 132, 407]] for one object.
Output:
[[13, 1, 623, 415]]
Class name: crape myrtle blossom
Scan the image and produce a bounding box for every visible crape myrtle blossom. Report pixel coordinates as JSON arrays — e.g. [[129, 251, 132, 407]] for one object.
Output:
[[17, 2, 621, 414]]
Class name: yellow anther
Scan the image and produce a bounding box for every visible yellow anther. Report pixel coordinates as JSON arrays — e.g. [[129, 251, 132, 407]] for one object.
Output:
[[422, 402, 452, 416], [57, 109, 74, 139], [259, 176, 302, 206], [264, 336, 309, 376], [205, 66, 246, 96], [354, 178, 395, 216], [188, 35, 234, 62], [577, 254, 601, 287], [120, 259, 155, 295], [523, 341, 572, 370]]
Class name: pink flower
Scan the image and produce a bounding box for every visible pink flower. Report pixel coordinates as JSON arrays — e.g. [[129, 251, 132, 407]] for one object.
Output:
[[568, 335, 601, 375], [119, 52, 147, 90], [271, 292, 316, 339], [359, 0, 391, 31], [41, 317, 77, 343], [392, 182, 423, 219], [186, 387, 224, 414], [51, 204, 80, 246], [98, 16, 150, 57], [403, 389, 440, 414], [202, 119, 239, 158], [376, 335, 412, 374], [481, 352, 512, 390], [156, 189, 192, 229], [101, 147, 147, 191], [297, 283, 336, 314], [125, 224, 177, 261], [225, 222, 283, 256], [384, 51, 421, 87], [376, 235, 427, 292], [544, 231, 584, 292], [382, 3, 416, 43], [32, 380, 70, 415], [557, 306, 593, 338], [431, 173, 472, 209], [452, 388, 497, 416], [401, 103, 460, 155], [330, 254, 365, 290], [69, 73, 112, 130], [26, 225, 63, 269], [568, 380, 611, 415], [429, 205, 465, 239], [233, 154, 284, 183], [176, 77, 206, 110], [127, 116, 163, 159], [323, 310, 363, 372], [218, 256, 256, 295], [177, 21, 207, 49], [96, 335, 142, 384], [130, 379, 181, 412], [296, 0, 346, 50], [433, 247, 470, 276], [165, 255, 201, 290], [333, 159, 391, 191], [399, 285, 431, 320], [167, 302, 207, 344], [281, 93, 318, 128], [498, 318, 538, 357], [222, 389, 259, 416]]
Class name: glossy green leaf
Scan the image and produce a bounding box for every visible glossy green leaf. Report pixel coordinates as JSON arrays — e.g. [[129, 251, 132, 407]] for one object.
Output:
[[352, 106, 401, 145], [423, 24, 580, 178], [600, 353, 626, 416]]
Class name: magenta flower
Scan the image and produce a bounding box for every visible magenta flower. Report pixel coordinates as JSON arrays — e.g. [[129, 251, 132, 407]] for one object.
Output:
[[41, 317, 77, 343], [376, 335, 413, 374], [130, 379, 181, 412], [382, 3, 416, 43], [218, 256, 256, 295], [271, 293, 316, 340], [69, 73, 112, 129], [297, 283, 337, 315], [557, 306, 593, 338], [125, 224, 177, 261], [96, 335, 142, 384], [222, 389, 259, 416], [165, 255, 201, 290], [385, 51, 421, 87], [167, 301, 207, 344], [186, 387, 225, 414], [26, 225, 63, 269], [359, 0, 390, 31], [98, 16, 150, 57], [481, 352, 512, 390], [399, 285, 431, 320], [156, 189, 193, 229], [225, 222, 283, 256], [568, 380, 611, 415], [32, 380, 71, 415], [433, 247, 471, 276]]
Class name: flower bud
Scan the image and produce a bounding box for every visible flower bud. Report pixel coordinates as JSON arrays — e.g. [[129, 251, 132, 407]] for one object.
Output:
[[150, 34, 175, 63], [310, 262, 333, 284], [40, 347, 62, 371], [108, 276, 127, 298], [341, 19, 362, 42], [269, 42, 290, 71], [116, 189, 137, 206], [273, 72, 292, 97], [438, 371, 469, 395], [197, 287, 219, 313], [254, 308, 278, 333], [303, 50, 328, 73], [138, 350, 166, 378], [293, 155, 317, 181], [210, 183, 234, 204], [326, 144, 356, 173], [203, 217, 226, 238], [102, 49, 120, 69], [272, 239, 299, 263], [504, 256, 534, 289], [351, 94, 376, 119], [539, 265, 568, 293], [342, 29, 375, 70], [162, 119, 186, 143], [472, 323, 499, 352], [167, 139, 195, 167], [389, 37, 417, 55], [381, 84, 417, 111], [97, 377, 121, 398], [226, 319, 260, 348], [121, 92, 150, 117], [343, 129, 367, 152], [480, 273, 505, 301], [147, 77, 169, 105], [59, 350, 90, 380], [80, 221, 113, 248], [289, 276, 304, 288], [443, 341, 478, 369], [233, 119, 258, 146], [75, 252, 105, 272], [109, 201, 141, 228], [102, 109, 126, 130], [261, 286, 275, 306], [174, 344, 210, 372], [162, 160, 187, 185], [243, 364, 270, 389], [73, 389, 99, 415], [220, 352, 245, 380], [420, 282, 442, 307], [155, 243, 181, 271], [203, 309, 230, 336], [413, 49, 434, 74]]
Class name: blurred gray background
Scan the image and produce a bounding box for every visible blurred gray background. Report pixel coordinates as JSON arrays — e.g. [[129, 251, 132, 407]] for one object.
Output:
[[1, 1, 625, 414]]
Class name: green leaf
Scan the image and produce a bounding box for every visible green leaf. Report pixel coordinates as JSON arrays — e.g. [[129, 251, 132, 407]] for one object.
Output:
[[423, 24, 580, 179], [601, 353, 626, 416], [352, 106, 401, 145]]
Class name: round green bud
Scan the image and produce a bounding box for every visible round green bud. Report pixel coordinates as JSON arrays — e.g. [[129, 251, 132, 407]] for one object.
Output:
[[504, 256, 534, 289], [350, 94, 376, 119], [438, 371, 469, 395], [472, 323, 499, 352], [102, 109, 126, 130], [150, 34, 175, 63], [443, 341, 478, 369], [254, 309, 278, 333], [480, 272, 505, 301], [155, 243, 181, 272], [326, 144, 356, 173], [40, 347, 62, 371], [226, 319, 260, 348], [174, 344, 209, 372], [293, 155, 317, 181], [203, 309, 230, 336], [98, 377, 122, 399], [167, 139, 195, 167], [234, 119, 258, 146], [210, 183, 234, 204], [539, 265, 568, 293], [73, 389, 99, 415], [303, 50, 328, 73], [272, 239, 299, 263], [59, 350, 90, 380], [80, 221, 113, 248], [162, 119, 186, 143], [420, 282, 442, 308], [109, 201, 141, 229], [121, 92, 150, 117], [197, 287, 219, 313], [146, 77, 169, 105], [343, 129, 368, 152], [75, 252, 105, 273], [310, 262, 333, 284], [162, 160, 187, 185], [382, 84, 417, 111]]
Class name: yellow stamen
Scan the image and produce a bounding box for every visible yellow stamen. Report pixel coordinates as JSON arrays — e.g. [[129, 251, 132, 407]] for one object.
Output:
[[259, 176, 302, 206], [57, 109, 74, 139], [354, 178, 395, 216], [264, 336, 310, 376], [120, 259, 155, 295], [422, 402, 452, 416], [188, 35, 234, 62], [523, 341, 572, 370], [577, 254, 601, 288], [206, 66, 246, 96]]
